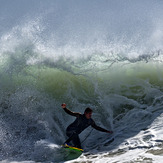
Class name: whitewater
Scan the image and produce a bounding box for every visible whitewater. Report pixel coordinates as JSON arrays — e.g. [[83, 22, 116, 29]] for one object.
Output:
[[0, 0, 163, 162]]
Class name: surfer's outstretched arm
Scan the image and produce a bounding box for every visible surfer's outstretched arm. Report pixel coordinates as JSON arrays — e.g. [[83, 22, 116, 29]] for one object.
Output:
[[61, 103, 81, 117], [91, 121, 113, 133]]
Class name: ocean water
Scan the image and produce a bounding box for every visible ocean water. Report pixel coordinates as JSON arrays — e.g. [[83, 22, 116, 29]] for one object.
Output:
[[0, 0, 163, 162]]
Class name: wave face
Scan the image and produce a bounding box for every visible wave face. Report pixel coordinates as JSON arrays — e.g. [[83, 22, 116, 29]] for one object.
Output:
[[0, 0, 163, 162]]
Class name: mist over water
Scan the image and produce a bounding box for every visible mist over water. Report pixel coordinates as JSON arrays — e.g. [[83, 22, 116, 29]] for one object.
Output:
[[0, 0, 163, 162], [1, 0, 163, 59]]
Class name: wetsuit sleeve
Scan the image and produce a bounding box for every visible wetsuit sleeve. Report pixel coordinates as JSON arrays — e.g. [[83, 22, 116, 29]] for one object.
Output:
[[63, 107, 81, 117], [91, 121, 108, 132]]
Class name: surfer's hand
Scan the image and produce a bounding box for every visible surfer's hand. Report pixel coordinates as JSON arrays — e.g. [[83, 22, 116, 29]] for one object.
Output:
[[107, 131, 113, 134], [61, 103, 66, 109]]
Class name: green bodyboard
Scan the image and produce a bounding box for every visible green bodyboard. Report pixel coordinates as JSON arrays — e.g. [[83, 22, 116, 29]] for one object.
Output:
[[62, 144, 83, 152], [61, 144, 83, 160]]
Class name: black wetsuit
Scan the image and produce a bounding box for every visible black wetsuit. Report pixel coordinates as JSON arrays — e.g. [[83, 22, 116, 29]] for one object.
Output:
[[63, 108, 108, 148]]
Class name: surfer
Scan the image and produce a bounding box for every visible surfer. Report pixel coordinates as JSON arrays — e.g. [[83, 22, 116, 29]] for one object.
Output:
[[61, 103, 113, 149]]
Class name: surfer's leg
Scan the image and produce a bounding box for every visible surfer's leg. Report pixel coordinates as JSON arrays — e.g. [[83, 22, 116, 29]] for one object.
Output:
[[72, 134, 81, 149], [65, 131, 74, 144], [65, 130, 81, 148], [65, 129, 75, 145]]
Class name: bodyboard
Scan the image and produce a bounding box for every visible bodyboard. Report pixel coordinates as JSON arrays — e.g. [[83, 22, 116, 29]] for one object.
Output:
[[62, 144, 84, 152], [61, 144, 83, 161]]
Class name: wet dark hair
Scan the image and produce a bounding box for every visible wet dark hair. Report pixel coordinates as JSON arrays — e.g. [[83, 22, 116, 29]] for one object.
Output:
[[84, 107, 93, 114]]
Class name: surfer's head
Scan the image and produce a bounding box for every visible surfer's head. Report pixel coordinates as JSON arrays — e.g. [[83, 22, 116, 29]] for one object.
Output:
[[84, 107, 92, 119]]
